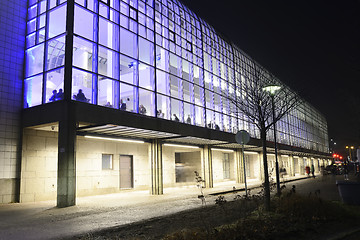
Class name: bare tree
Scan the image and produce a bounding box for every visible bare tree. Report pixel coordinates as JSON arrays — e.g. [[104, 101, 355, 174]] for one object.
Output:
[[225, 63, 302, 211]]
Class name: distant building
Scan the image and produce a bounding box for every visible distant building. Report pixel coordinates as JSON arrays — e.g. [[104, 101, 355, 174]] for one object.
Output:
[[0, 0, 330, 206]]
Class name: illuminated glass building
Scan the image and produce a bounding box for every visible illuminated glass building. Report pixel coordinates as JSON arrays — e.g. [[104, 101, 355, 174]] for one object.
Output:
[[0, 0, 329, 206]]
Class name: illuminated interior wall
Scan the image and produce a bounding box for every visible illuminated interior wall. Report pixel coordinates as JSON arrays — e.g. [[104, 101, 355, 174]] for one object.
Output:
[[23, 0, 329, 153]]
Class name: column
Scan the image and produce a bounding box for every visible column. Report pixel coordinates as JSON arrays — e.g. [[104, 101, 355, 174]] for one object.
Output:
[[202, 145, 213, 188], [259, 151, 265, 181], [289, 155, 295, 176], [235, 149, 244, 183], [57, 110, 77, 207], [150, 139, 163, 195]]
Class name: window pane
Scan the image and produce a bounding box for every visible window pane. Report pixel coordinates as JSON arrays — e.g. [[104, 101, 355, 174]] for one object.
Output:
[[73, 36, 95, 72], [194, 85, 203, 106], [98, 46, 120, 79], [26, 33, 36, 49], [156, 94, 170, 120], [120, 82, 136, 112], [27, 19, 37, 34], [48, 4, 67, 39], [98, 77, 119, 108], [74, 5, 95, 41], [170, 74, 180, 99], [25, 43, 45, 78], [183, 80, 192, 102], [155, 45, 169, 71], [24, 74, 43, 108], [139, 64, 155, 90], [99, 17, 120, 51], [139, 89, 155, 116], [120, 27, 137, 58], [102, 154, 113, 169], [46, 67, 64, 103], [156, 69, 169, 95], [139, 37, 154, 65], [195, 105, 204, 127], [184, 102, 193, 124], [72, 68, 94, 103], [46, 35, 65, 71], [120, 54, 138, 85], [28, 5, 38, 20], [170, 98, 181, 122]]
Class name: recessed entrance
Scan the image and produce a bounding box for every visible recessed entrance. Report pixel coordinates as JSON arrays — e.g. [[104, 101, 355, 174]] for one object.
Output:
[[119, 155, 133, 189]]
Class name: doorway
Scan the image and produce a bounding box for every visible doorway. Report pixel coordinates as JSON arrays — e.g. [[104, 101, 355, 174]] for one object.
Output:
[[119, 155, 133, 189]]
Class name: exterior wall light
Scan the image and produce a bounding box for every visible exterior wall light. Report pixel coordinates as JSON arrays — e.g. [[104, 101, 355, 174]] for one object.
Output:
[[211, 148, 234, 152], [163, 143, 199, 149], [84, 135, 145, 144]]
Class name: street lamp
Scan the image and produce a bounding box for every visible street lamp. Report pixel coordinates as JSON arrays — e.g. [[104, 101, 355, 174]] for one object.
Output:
[[346, 146, 354, 161], [263, 85, 281, 194]]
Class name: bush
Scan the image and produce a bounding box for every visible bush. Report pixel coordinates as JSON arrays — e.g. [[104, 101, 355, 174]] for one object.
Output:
[[163, 193, 360, 240]]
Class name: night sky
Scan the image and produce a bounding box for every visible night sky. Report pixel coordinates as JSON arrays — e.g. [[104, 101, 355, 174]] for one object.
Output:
[[180, 0, 360, 153]]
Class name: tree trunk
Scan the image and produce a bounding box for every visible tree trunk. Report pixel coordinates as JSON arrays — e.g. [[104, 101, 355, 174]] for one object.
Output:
[[261, 128, 271, 211]]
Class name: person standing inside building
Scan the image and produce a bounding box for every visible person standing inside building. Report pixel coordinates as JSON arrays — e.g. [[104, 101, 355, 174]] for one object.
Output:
[[49, 90, 57, 102], [311, 164, 315, 178], [75, 89, 88, 102], [55, 89, 64, 101]]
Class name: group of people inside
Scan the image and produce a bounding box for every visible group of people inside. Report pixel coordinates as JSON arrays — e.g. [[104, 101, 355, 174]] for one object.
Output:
[[49, 89, 64, 102], [50, 89, 89, 103]]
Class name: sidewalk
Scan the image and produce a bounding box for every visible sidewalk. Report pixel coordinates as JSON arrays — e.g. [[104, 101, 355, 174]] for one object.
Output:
[[0, 174, 351, 240]]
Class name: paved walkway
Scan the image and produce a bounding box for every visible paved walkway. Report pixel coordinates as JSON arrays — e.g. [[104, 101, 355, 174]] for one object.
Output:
[[0, 174, 351, 240]]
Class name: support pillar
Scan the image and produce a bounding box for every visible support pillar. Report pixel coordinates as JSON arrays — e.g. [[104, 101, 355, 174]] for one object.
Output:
[[150, 139, 163, 195], [289, 155, 295, 176], [57, 111, 77, 207], [235, 149, 244, 183], [202, 145, 213, 188], [259, 151, 265, 181]]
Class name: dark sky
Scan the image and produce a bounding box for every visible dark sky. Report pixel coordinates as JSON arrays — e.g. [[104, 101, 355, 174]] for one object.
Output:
[[180, 0, 360, 151]]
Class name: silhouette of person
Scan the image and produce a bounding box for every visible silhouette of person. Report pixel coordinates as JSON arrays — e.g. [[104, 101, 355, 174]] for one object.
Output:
[[139, 104, 147, 114], [186, 114, 191, 124], [55, 89, 64, 101], [49, 90, 57, 102], [75, 89, 87, 102], [120, 99, 126, 110]]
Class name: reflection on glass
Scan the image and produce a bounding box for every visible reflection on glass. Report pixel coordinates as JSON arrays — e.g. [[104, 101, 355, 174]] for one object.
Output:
[[48, 4, 66, 39], [74, 5, 94, 41], [25, 43, 45, 78], [24, 75, 43, 108]]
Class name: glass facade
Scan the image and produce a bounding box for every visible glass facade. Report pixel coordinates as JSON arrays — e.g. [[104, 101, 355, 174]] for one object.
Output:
[[24, 0, 329, 153]]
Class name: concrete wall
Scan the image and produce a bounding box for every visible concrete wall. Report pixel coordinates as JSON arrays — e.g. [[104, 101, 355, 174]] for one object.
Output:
[[0, 0, 27, 203], [21, 129, 151, 202], [212, 151, 235, 182], [20, 129, 58, 202]]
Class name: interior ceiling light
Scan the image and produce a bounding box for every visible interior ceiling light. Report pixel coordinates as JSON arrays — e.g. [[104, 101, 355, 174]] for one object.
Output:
[[163, 143, 199, 149], [244, 151, 258, 155], [84, 135, 144, 144], [211, 148, 234, 152]]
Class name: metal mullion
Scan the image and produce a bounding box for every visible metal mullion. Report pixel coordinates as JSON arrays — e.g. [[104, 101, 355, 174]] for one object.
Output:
[[63, 0, 75, 101]]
